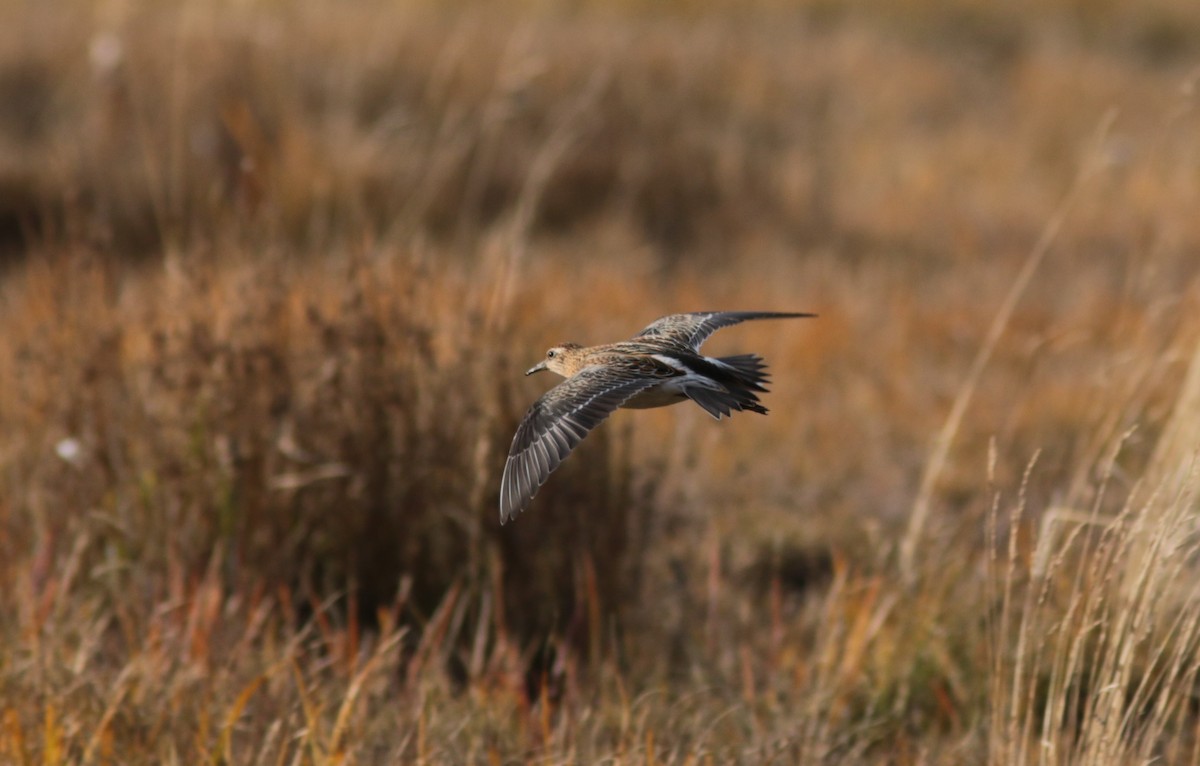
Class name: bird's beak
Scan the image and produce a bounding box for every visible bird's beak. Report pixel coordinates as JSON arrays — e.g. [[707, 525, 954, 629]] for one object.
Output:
[[525, 361, 548, 376]]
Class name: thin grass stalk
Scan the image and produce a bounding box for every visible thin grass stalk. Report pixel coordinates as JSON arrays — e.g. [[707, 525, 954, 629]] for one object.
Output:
[[901, 110, 1119, 582]]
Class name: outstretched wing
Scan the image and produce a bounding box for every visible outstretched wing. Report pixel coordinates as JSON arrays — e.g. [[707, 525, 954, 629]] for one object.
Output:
[[633, 311, 816, 350], [500, 366, 659, 523]]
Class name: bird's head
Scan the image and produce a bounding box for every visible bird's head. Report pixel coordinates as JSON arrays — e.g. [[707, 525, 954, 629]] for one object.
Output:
[[526, 342, 584, 378]]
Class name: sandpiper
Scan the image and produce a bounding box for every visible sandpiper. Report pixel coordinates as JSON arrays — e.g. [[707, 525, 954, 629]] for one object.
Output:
[[500, 311, 815, 523]]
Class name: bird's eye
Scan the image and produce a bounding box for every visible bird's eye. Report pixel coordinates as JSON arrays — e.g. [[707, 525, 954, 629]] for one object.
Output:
[[547, 350, 556, 359]]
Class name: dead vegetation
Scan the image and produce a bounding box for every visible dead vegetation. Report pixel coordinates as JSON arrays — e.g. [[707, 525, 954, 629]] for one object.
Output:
[[1, 0, 1200, 763]]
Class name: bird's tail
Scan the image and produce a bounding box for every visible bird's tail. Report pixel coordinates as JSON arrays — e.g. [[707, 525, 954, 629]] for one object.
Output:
[[715, 353, 771, 391], [686, 384, 769, 419], [681, 353, 773, 419]]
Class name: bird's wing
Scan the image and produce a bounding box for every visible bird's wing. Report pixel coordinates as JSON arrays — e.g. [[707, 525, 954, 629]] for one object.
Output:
[[633, 311, 816, 350], [500, 365, 661, 523]]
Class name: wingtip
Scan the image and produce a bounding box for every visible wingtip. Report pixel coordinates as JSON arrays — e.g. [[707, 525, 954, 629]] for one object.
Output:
[[499, 499, 519, 524]]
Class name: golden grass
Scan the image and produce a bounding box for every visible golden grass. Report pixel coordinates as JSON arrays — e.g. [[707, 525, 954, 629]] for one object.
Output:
[[1, 0, 1200, 762]]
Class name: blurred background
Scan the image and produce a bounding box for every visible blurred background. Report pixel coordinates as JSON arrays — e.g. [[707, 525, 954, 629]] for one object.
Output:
[[1, 1, 1199, 762]]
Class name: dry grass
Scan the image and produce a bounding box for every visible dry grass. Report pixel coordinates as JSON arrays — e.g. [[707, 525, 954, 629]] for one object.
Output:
[[2, 0, 1200, 763]]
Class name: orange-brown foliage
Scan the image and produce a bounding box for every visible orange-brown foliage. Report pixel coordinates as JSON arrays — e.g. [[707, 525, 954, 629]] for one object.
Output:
[[1, 0, 1199, 762]]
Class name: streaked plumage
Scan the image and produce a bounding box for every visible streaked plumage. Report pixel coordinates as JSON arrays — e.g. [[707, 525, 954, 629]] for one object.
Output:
[[500, 311, 815, 523]]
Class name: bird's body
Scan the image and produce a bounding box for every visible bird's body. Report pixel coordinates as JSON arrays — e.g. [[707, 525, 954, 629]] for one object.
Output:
[[500, 311, 815, 523]]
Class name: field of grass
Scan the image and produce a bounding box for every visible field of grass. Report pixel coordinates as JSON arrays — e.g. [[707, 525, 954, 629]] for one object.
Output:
[[2, 0, 1200, 763]]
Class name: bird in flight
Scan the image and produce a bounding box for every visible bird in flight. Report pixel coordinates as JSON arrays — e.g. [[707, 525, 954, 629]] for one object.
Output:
[[500, 311, 815, 523]]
